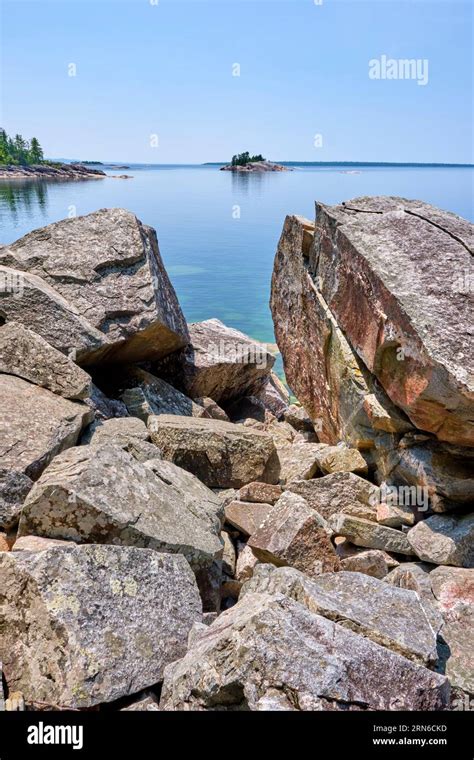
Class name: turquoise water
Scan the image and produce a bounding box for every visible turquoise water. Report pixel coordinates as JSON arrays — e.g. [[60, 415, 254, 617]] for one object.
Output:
[[0, 164, 472, 344]]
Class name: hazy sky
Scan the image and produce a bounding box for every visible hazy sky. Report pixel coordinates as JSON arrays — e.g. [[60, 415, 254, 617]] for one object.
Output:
[[1, 0, 472, 163]]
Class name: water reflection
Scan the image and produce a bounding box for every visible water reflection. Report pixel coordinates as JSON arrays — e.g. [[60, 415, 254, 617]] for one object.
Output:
[[230, 169, 265, 196], [0, 180, 49, 226]]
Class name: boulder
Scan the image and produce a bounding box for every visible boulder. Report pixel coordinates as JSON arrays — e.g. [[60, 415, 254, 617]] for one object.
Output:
[[376, 502, 415, 527], [340, 549, 389, 579], [236, 543, 260, 582], [270, 215, 412, 448], [0, 545, 201, 708], [429, 566, 474, 612], [13, 535, 72, 552], [277, 442, 327, 483], [120, 691, 160, 711], [285, 472, 378, 521], [438, 604, 474, 695], [407, 513, 474, 568], [0, 374, 92, 480], [117, 367, 207, 421], [17, 444, 224, 605], [254, 371, 290, 418], [81, 416, 150, 447], [241, 564, 438, 664], [147, 415, 280, 488], [0, 209, 189, 365], [384, 562, 443, 633], [160, 592, 449, 711], [0, 322, 91, 399], [0, 265, 107, 360], [238, 482, 283, 505], [0, 469, 33, 531], [153, 318, 274, 404], [312, 197, 473, 446], [194, 397, 230, 421], [85, 384, 129, 421], [248, 492, 340, 575], [283, 404, 314, 433], [225, 500, 274, 537], [329, 513, 415, 556], [315, 445, 368, 476]]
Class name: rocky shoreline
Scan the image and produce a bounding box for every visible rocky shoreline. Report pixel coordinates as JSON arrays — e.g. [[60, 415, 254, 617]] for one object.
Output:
[[0, 163, 106, 180], [0, 199, 472, 711], [220, 160, 291, 172]]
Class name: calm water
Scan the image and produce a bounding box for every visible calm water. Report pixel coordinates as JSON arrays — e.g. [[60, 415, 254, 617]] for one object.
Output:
[[0, 165, 472, 345]]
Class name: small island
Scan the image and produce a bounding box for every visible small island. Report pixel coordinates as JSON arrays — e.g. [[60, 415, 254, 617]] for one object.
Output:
[[220, 152, 291, 172], [0, 128, 106, 180]]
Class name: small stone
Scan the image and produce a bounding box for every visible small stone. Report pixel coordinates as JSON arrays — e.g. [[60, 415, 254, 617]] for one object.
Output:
[[236, 543, 260, 582], [194, 397, 230, 422], [376, 502, 416, 527], [238, 482, 283, 505]]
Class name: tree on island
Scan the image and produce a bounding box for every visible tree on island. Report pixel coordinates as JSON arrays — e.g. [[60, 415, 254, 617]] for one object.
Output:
[[0, 128, 45, 166], [231, 152, 265, 166]]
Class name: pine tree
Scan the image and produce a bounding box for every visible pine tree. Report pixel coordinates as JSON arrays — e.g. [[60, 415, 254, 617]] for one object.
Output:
[[28, 137, 44, 164]]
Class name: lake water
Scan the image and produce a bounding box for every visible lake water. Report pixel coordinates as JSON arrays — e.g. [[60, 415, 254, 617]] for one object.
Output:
[[0, 165, 472, 346]]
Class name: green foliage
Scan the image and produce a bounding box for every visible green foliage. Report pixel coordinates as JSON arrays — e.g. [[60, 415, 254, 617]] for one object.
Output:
[[231, 152, 266, 166], [0, 128, 45, 166]]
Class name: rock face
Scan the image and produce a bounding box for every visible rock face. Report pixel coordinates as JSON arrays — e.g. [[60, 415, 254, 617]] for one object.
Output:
[[407, 513, 474, 567], [160, 592, 449, 711], [17, 444, 224, 603], [0, 545, 201, 708], [0, 374, 92, 480], [311, 197, 473, 447], [0, 209, 189, 365], [248, 492, 340, 575], [0, 322, 91, 399], [242, 565, 438, 664], [154, 319, 274, 404], [148, 415, 280, 488]]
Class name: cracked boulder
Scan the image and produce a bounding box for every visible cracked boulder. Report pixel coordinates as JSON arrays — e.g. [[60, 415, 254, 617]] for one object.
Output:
[[160, 591, 449, 711], [407, 513, 474, 568], [0, 544, 201, 708], [0, 209, 189, 365], [329, 513, 415, 556], [0, 374, 92, 480], [148, 414, 280, 488], [17, 443, 223, 605], [286, 472, 378, 521]]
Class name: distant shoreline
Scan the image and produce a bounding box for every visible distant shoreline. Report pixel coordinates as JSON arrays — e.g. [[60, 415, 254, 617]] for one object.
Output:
[[205, 161, 474, 168], [0, 163, 106, 181]]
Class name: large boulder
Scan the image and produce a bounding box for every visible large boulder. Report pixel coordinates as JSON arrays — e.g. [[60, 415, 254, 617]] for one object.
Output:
[[312, 197, 473, 447], [248, 492, 340, 575], [329, 513, 415, 556], [270, 215, 413, 448], [0, 544, 201, 708], [0, 209, 189, 365], [117, 367, 207, 421], [0, 322, 91, 400], [286, 472, 378, 521], [241, 564, 438, 664], [147, 415, 280, 488], [160, 592, 449, 711], [407, 513, 474, 568], [17, 443, 224, 605], [224, 500, 274, 537], [154, 318, 274, 404], [0, 374, 92, 480]]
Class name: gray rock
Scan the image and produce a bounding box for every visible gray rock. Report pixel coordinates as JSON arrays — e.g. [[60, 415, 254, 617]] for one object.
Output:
[[429, 566, 474, 612], [384, 562, 443, 633], [81, 416, 150, 446], [238, 482, 283, 505], [236, 543, 260, 582], [407, 513, 474, 567], [18, 444, 224, 604], [0, 544, 201, 708], [120, 691, 160, 711], [286, 472, 378, 521], [0, 662, 4, 711], [148, 414, 280, 488], [0, 469, 33, 531], [0, 209, 190, 366], [438, 604, 474, 694], [340, 549, 389, 579], [225, 500, 274, 537], [315, 445, 368, 476], [85, 384, 129, 421], [0, 322, 91, 399], [329, 513, 415, 556], [194, 397, 230, 421], [160, 591, 449, 711], [376, 501, 416, 527], [119, 367, 207, 421], [248, 492, 340, 575], [242, 564, 438, 665], [277, 442, 328, 483], [0, 374, 92, 480], [12, 535, 73, 552], [154, 318, 274, 404], [254, 371, 290, 418]]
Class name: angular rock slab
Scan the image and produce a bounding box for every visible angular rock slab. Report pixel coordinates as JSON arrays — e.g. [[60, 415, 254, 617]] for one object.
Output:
[[81, 416, 150, 447], [118, 367, 207, 421], [0, 468, 33, 531], [407, 513, 474, 568], [160, 592, 449, 711], [242, 564, 438, 665], [17, 444, 224, 595], [148, 414, 280, 488], [154, 318, 274, 404], [329, 513, 415, 556], [248, 492, 340, 575], [0, 545, 202, 708], [340, 549, 389, 579], [224, 500, 274, 537], [276, 442, 327, 483], [238, 482, 283, 505], [270, 215, 412, 447], [0, 322, 91, 399], [286, 472, 378, 522], [314, 197, 474, 446], [0, 374, 92, 480], [0, 209, 190, 365]]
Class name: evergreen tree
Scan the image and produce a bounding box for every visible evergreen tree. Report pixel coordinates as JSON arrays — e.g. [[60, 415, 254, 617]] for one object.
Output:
[[28, 137, 44, 164]]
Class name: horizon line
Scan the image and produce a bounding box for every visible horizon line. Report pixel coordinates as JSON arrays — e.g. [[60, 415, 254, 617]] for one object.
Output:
[[53, 158, 474, 168]]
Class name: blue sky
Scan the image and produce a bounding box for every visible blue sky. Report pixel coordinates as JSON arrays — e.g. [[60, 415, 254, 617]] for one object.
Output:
[[1, 0, 472, 163]]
